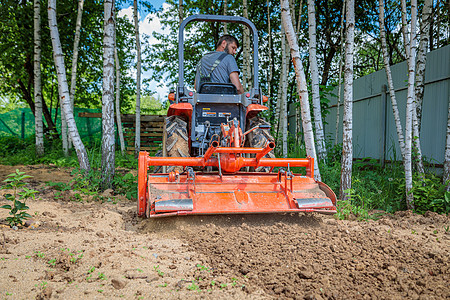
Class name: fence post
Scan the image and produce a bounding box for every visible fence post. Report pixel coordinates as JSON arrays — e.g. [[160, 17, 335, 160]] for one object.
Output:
[[21, 111, 25, 140], [380, 85, 387, 167]]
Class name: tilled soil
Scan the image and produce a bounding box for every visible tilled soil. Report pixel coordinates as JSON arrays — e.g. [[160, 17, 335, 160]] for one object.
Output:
[[0, 165, 449, 299]]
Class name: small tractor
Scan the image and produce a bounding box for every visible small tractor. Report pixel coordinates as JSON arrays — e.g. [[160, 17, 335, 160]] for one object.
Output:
[[138, 15, 336, 218]]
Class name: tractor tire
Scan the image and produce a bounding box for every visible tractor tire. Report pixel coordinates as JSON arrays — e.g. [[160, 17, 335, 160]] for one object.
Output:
[[163, 115, 190, 172], [246, 116, 275, 172]]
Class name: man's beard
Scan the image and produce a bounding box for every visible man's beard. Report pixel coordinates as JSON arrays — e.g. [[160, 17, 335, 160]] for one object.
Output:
[[224, 43, 231, 54]]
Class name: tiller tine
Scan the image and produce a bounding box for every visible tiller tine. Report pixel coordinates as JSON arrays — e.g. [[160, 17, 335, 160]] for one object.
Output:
[[138, 144, 337, 218]]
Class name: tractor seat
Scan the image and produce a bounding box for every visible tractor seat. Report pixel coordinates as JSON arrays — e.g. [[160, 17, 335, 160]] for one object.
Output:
[[198, 82, 237, 95]]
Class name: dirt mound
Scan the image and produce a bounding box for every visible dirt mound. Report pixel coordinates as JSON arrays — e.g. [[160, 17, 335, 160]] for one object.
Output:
[[180, 214, 449, 299]]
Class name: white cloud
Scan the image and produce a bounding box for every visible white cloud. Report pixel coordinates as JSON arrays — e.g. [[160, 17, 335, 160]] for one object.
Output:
[[118, 4, 171, 99]]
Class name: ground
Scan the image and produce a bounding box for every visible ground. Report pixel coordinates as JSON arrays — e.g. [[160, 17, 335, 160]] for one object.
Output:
[[0, 165, 448, 299]]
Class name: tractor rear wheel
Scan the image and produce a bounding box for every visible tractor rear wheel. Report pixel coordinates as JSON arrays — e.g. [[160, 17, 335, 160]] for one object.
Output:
[[163, 115, 190, 172], [246, 116, 275, 172]]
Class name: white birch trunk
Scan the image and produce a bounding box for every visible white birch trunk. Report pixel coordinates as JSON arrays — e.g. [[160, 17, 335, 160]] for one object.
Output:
[[134, 0, 141, 158], [223, 0, 228, 34], [281, 0, 321, 181], [266, 0, 272, 97], [401, 0, 410, 60], [243, 0, 251, 90], [34, 0, 44, 157], [379, 0, 406, 159], [281, 34, 289, 158], [307, 0, 327, 162], [102, 0, 116, 189], [412, 108, 425, 176], [295, 0, 302, 144], [178, 0, 183, 24], [403, 0, 417, 209], [48, 0, 90, 172], [61, 101, 68, 155], [114, 23, 125, 155], [415, 0, 433, 127], [68, 0, 84, 150], [340, 0, 355, 201], [444, 98, 450, 191], [296, 0, 303, 34], [275, 28, 287, 135], [335, 0, 346, 145]]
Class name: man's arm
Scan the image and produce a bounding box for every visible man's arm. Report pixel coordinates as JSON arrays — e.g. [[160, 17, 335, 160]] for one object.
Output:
[[230, 71, 244, 94]]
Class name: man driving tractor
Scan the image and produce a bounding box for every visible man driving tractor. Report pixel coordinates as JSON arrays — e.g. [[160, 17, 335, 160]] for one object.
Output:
[[194, 34, 244, 94]]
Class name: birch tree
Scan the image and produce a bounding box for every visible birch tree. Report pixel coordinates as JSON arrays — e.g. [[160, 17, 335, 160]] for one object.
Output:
[[134, 0, 142, 158], [280, 0, 321, 180], [34, 0, 44, 157], [415, 0, 433, 127], [281, 31, 289, 158], [67, 0, 84, 150], [178, 0, 183, 24], [335, 0, 345, 145], [48, 0, 90, 172], [307, 0, 327, 162], [101, 0, 116, 189], [223, 0, 228, 34], [340, 0, 355, 200], [114, 22, 125, 155], [242, 0, 251, 90], [378, 0, 406, 160], [401, 0, 425, 178], [444, 100, 450, 191], [402, 0, 417, 209]]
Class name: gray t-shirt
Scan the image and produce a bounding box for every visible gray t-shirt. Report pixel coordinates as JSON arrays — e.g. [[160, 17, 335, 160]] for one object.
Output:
[[194, 51, 240, 91]]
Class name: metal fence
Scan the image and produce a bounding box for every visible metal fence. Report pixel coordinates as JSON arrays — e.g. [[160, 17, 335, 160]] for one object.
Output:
[[289, 44, 450, 165]]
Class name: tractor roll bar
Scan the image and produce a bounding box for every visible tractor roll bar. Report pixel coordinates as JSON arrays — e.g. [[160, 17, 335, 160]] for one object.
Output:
[[178, 15, 259, 93]]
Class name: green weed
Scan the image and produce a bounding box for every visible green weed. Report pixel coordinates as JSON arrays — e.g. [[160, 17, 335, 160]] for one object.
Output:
[[47, 259, 57, 267], [187, 282, 200, 291], [196, 264, 211, 272], [97, 272, 107, 280], [1, 169, 37, 226], [154, 265, 164, 277]]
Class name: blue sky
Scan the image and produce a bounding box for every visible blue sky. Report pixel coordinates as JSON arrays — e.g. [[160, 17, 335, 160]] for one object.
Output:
[[151, 0, 165, 9]]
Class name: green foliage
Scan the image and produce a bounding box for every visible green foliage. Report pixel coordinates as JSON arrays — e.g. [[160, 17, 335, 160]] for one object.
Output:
[[1, 169, 37, 227], [335, 189, 372, 221], [411, 174, 449, 214]]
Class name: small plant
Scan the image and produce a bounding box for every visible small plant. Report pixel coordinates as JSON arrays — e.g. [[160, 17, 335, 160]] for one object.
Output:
[[69, 251, 84, 263], [154, 265, 164, 277], [48, 259, 57, 267], [231, 277, 238, 286], [136, 268, 143, 273], [35, 251, 45, 258], [1, 170, 37, 227], [196, 264, 211, 272], [97, 272, 107, 280], [158, 283, 168, 288], [87, 266, 96, 274], [445, 226, 449, 233], [411, 230, 417, 235], [220, 283, 227, 289], [187, 282, 199, 291]]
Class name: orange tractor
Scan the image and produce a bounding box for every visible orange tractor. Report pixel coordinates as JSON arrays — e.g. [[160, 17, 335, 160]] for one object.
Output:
[[138, 15, 336, 218]]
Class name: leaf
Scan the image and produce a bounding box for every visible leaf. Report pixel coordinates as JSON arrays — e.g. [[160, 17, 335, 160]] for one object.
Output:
[[0, 205, 12, 210], [20, 212, 32, 219]]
